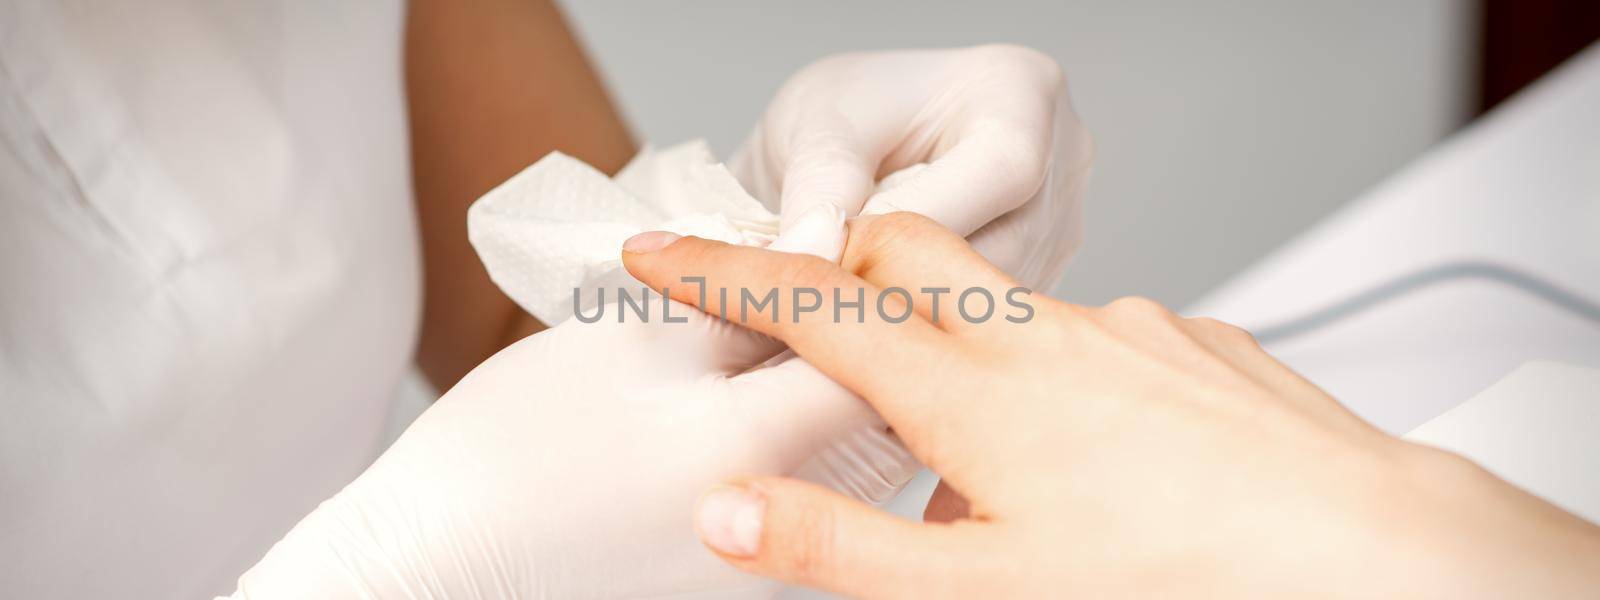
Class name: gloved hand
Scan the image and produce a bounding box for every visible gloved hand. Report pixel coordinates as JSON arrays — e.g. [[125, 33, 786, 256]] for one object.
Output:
[[225, 206, 916, 599], [730, 44, 1094, 290]]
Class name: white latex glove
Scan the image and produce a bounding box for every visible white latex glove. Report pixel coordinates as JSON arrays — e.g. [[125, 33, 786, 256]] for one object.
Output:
[[731, 44, 1094, 290], [226, 206, 915, 599]]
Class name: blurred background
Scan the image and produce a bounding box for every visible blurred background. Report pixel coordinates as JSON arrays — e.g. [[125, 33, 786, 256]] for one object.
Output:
[[560, 0, 1593, 307]]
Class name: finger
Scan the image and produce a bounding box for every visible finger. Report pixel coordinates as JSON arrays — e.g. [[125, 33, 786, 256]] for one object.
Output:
[[624, 233, 994, 464], [1181, 316, 1287, 390], [621, 232, 950, 406], [1182, 316, 1374, 433], [727, 126, 782, 209], [589, 206, 850, 378], [776, 119, 880, 230], [922, 480, 972, 523], [764, 202, 847, 264], [694, 477, 972, 598], [591, 295, 784, 380], [862, 122, 1050, 237], [728, 357, 920, 505], [841, 212, 1025, 333]]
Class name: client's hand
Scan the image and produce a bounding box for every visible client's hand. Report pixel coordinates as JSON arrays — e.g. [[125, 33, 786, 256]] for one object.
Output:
[[731, 44, 1093, 289], [622, 213, 1600, 599], [226, 213, 917, 599]]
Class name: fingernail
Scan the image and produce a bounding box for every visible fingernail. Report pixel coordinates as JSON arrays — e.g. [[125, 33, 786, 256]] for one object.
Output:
[[623, 231, 681, 253], [695, 485, 765, 557]]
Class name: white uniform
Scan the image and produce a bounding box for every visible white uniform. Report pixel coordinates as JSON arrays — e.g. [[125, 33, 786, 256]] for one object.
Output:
[[0, 1, 418, 596]]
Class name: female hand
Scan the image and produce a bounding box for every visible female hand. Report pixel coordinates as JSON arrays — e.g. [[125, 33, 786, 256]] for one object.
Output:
[[731, 44, 1093, 290], [621, 213, 1600, 598]]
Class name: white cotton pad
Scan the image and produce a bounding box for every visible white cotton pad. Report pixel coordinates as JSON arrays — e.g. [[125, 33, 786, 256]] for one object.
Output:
[[468, 139, 922, 325], [467, 140, 779, 324]]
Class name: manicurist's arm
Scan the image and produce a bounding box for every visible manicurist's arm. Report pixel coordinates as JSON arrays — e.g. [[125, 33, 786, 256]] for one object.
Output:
[[406, 0, 635, 391]]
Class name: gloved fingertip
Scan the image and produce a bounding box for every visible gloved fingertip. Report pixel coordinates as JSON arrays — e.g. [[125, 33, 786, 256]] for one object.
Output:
[[766, 203, 846, 262], [856, 198, 899, 217]]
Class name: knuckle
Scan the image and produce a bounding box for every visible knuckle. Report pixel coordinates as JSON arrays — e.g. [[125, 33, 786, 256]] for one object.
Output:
[[780, 52, 867, 104], [775, 254, 848, 292], [784, 56, 844, 92], [846, 212, 956, 274], [969, 43, 1056, 70], [1192, 317, 1259, 346], [802, 51, 865, 77], [1104, 295, 1173, 320], [862, 211, 942, 245], [966, 44, 1065, 91]]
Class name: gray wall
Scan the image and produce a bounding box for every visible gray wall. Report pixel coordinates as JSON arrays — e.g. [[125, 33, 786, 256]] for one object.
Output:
[[561, 0, 1474, 307]]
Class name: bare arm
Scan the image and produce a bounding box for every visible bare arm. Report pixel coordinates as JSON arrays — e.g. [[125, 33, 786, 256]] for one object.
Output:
[[406, 0, 635, 391]]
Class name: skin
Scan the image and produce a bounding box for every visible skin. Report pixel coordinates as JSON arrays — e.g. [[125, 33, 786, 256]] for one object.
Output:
[[406, 0, 635, 391], [621, 213, 1600, 599]]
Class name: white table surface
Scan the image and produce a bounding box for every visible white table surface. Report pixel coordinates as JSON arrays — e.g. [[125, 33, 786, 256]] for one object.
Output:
[[1404, 361, 1600, 525], [1187, 43, 1600, 434]]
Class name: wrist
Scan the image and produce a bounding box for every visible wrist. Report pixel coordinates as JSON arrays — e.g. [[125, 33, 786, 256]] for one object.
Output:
[[1371, 444, 1600, 598]]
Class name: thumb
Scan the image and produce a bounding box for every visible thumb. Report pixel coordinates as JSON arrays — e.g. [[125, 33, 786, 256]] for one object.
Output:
[[694, 477, 967, 598], [860, 125, 1048, 237], [777, 125, 879, 230]]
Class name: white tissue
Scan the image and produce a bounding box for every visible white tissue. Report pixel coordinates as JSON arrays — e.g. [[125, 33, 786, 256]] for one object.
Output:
[[468, 140, 781, 325], [469, 139, 926, 326]]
